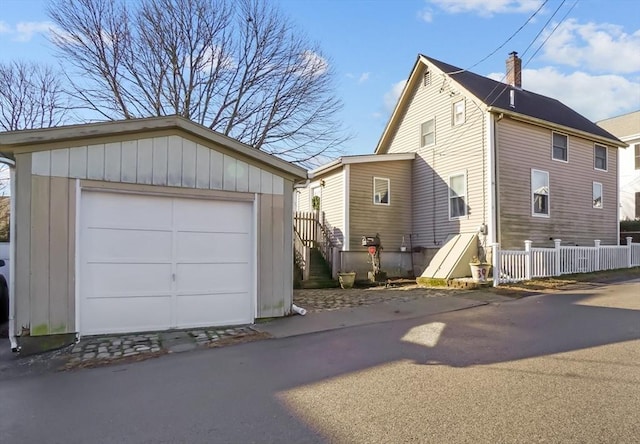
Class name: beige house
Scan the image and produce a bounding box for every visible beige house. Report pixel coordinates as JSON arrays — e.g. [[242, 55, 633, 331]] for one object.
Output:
[[597, 110, 640, 220], [0, 116, 306, 353], [299, 52, 625, 280]]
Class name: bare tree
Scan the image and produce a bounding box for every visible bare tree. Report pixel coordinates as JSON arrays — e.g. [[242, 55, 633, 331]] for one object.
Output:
[[48, 0, 348, 165], [0, 60, 68, 131]]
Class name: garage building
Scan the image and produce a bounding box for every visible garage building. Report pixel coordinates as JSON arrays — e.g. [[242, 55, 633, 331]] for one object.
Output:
[[0, 116, 307, 352]]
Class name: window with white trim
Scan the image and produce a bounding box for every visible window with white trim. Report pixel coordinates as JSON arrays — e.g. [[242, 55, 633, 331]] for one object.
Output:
[[593, 182, 603, 208], [532, 169, 549, 216], [420, 118, 435, 147], [448, 172, 467, 219], [373, 177, 390, 205], [452, 100, 465, 126], [635, 144, 640, 170], [552, 132, 568, 162], [594, 144, 607, 171]]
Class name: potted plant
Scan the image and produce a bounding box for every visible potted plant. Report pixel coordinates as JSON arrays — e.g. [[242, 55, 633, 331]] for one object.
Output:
[[337, 271, 356, 289], [469, 256, 491, 283]]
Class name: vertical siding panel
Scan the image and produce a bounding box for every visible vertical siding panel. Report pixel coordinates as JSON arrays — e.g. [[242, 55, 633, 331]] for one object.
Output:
[[167, 135, 183, 187], [67, 180, 76, 332], [181, 138, 197, 188], [223, 155, 237, 191], [152, 137, 168, 186], [15, 153, 32, 332], [68, 146, 88, 179], [195, 144, 210, 189], [120, 140, 138, 183], [260, 170, 273, 194], [48, 177, 69, 334], [50, 149, 69, 177], [31, 151, 51, 176], [137, 138, 153, 185], [282, 180, 294, 312], [86, 144, 105, 180], [236, 160, 249, 192], [104, 142, 122, 182], [248, 165, 261, 193], [272, 176, 283, 195], [209, 150, 223, 189], [258, 193, 273, 318], [269, 194, 285, 316], [30, 175, 50, 335]]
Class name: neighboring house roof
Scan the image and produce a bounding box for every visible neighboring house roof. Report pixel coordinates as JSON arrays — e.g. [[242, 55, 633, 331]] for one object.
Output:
[[308, 152, 415, 178], [0, 115, 307, 180], [597, 110, 640, 140], [376, 54, 625, 153]]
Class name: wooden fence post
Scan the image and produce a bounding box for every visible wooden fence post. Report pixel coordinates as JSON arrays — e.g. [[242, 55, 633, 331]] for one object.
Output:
[[491, 243, 501, 287], [524, 240, 532, 280], [627, 236, 633, 268], [554, 239, 562, 276]]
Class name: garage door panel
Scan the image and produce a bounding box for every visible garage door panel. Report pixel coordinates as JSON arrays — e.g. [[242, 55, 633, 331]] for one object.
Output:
[[81, 191, 254, 335], [82, 296, 172, 335], [84, 263, 173, 297], [84, 191, 172, 230], [176, 263, 250, 293], [176, 232, 250, 262], [175, 293, 251, 327], [85, 228, 172, 262], [173, 199, 252, 232]]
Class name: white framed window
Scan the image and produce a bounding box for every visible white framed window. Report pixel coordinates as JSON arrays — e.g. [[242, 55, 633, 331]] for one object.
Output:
[[373, 177, 390, 205], [448, 172, 467, 219], [593, 182, 603, 209], [420, 118, 435, 147], [532, 169, 549, 217], [594, 144, 607, 171], [552, 132, 568, 162], [635, 144, 640, 170], [452, 100, 465, 126]]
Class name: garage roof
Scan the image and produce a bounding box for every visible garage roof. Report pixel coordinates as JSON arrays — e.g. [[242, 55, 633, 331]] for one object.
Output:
[[0, 116, 307, 180]]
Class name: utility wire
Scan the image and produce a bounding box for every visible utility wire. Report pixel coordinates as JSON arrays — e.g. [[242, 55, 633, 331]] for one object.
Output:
[[448, 0, 550, 75]]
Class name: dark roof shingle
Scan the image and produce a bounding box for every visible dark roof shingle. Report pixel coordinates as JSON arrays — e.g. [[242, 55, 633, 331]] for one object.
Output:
[[423, 55, 622, 143]]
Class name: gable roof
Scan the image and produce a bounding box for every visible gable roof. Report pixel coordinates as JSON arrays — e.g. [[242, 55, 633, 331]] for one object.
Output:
[[0, 115, 307, 180], [597, 110, 640, 141], [376, 54, 624, 153]]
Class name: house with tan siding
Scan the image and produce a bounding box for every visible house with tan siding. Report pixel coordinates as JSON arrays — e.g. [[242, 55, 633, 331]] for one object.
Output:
[[299, 52, 625, 281], [597, 110, 640, 221]]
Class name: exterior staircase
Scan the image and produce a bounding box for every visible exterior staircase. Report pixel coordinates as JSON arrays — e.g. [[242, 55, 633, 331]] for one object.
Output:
[[301, 248, 339, 289]]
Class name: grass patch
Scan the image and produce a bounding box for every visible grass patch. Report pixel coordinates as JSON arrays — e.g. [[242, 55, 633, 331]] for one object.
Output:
[[491, 266, 640, 295]]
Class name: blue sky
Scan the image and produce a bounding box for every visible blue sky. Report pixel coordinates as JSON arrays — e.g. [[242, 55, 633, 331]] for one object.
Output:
[[1, 0, 639, 156]]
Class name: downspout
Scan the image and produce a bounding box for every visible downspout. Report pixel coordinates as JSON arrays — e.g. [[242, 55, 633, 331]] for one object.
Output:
[[0, 157, 18, 352]]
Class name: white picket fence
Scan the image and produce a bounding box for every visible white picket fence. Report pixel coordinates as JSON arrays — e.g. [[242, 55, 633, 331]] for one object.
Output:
[[493, 237, 640, 286]]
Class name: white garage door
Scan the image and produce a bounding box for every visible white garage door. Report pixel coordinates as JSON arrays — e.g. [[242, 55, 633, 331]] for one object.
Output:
[[80, 190, 254, 335]]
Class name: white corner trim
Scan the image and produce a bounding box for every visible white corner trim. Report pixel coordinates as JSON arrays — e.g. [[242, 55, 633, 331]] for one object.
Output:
[[74, 178, 81, 338], [344, 165, 350, 251], [486, 113, 497, 244]]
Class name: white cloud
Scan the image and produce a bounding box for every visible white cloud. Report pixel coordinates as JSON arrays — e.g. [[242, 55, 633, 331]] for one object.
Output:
[[418, 7, 434, 23], [0, 21, 10, 34], [296, 50, 329, 77], [383, 80, 407, 112], [429, 0, 542, 17], [490, 67, 640, 121], [14, 21, 56, 42], [358, 72, 370, 83], [540, 19, 640, 74]]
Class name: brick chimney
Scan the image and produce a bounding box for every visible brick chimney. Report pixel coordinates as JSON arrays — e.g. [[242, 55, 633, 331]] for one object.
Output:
[[506, 51, 522, 88]]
